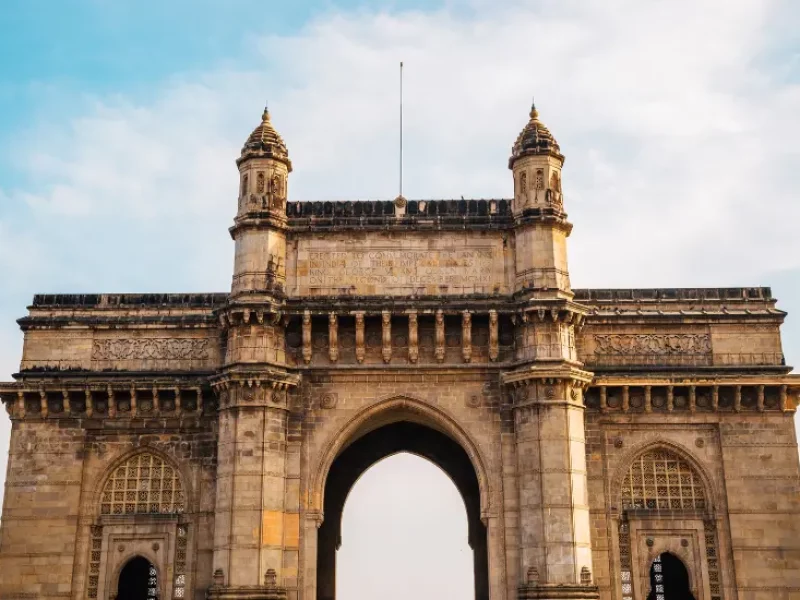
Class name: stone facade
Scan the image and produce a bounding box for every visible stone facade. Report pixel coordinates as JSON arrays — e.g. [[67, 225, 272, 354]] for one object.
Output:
[[1, 103, 799, 600]]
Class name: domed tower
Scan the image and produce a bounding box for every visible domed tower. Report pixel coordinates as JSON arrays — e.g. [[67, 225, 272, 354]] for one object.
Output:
[[212, 107, 298, 597], [231, 106, 291, 297], [508, 101, 572, 299], [505, 101, 596, 597], [509, 100, 564, 212]]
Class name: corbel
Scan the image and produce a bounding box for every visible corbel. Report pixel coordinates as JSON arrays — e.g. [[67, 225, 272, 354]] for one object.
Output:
[[355, 312, 365, 364], [435, 310, 445, 363], [381, 311, 392, 363], [328, 313, 339, 363], [302, 310, 312, 365], [462, 311, 472, 363], [488, 310, 499, 362], [408, 311, 419, 364]]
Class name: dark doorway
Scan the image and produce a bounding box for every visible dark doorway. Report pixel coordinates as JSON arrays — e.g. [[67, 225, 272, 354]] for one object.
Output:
[[316, 420, 488, 600], [117, 556, 159, 600], [647, 552, 695, 600]]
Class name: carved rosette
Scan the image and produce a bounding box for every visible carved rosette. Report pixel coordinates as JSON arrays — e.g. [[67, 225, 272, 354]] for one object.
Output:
[[381, 311, 392, 363], [355, 312, 365, 364], [435, 310, 445, 363], [408, 311, 419, 364]]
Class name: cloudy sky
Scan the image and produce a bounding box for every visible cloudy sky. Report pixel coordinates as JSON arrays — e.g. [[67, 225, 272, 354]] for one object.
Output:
[[0, 0, 798, 597]]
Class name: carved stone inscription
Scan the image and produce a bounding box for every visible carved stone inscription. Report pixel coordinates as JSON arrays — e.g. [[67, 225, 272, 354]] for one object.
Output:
[[92, 338, 210, 361], [307, 248, 498, 292]]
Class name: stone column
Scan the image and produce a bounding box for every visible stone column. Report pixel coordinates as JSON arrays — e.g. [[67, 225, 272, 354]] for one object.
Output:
[[507, 371, 598, 600], [211, 380, 293, 600]]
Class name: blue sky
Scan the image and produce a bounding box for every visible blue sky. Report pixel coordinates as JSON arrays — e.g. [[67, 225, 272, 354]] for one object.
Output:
[[0, 0, 799, 597]]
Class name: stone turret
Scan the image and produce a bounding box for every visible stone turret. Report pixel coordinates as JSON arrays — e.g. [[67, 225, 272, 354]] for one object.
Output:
[[231, 106, 290, 299], [509, 101, 572, 299], [509, 100, 564, 213]]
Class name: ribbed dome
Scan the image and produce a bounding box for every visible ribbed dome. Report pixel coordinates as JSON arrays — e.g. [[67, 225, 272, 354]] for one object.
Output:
[[238, 107, 292, 170], [509, 102, 562, 168]]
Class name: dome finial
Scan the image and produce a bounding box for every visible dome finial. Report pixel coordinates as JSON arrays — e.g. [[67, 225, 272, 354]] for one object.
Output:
[[262, 101, 270, 122], [530, 97, 539, 120]]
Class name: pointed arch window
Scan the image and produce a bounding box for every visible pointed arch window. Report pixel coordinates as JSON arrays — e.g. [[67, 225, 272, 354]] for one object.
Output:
[[621, 449, 705, 511], [100, 453, 185, 515]]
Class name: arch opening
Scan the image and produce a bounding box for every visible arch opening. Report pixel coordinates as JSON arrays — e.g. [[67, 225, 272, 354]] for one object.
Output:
[[647, 552, 695, 600], [316, 420, 488, 600], [117, 556, 159, 600]]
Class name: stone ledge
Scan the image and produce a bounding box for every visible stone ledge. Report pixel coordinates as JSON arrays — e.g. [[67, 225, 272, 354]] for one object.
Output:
[[519, 583, 601, 599]]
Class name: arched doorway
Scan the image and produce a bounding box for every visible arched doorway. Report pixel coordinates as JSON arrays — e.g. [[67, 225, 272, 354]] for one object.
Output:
[[316, 420, 488, 600], [117, 556, 159, 600], [647, 553, 695, 600]]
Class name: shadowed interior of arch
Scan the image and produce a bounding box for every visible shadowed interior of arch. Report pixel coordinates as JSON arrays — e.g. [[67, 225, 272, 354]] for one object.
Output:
[[117, 555, 159, 600], [647, 552, 695, 600], [317, 420, 488, 600]]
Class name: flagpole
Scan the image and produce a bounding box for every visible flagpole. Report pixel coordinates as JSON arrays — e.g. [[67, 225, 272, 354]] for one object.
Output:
[[399, 61, 403, 198]]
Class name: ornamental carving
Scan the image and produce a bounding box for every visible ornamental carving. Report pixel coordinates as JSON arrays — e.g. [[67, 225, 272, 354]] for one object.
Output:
[[593, 334, 711, 356], [92, 338, 210, 361]]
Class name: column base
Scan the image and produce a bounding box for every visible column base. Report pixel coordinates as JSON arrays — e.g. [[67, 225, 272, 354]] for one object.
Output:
[[519, 583, 600, 600], [207, 586, 287, 600]]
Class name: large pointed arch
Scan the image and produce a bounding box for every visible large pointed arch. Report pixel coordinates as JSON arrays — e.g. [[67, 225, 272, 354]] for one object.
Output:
[[311, 394, 493, 600], [309, 394, 493, 517]]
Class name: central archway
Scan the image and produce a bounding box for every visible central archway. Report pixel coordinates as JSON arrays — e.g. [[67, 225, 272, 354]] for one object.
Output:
[[316, 420, 488, 600]]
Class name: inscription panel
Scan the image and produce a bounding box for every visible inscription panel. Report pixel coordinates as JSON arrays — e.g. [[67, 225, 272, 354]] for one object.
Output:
[[294, 234, 508, 296]]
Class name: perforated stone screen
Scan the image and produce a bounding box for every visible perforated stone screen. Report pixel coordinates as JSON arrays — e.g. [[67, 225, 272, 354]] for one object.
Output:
[[621, 449, 705, 511], [100, 453, 185, 515]]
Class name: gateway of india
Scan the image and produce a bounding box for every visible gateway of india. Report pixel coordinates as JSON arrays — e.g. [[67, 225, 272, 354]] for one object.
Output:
[[0, 101, 799, 600]]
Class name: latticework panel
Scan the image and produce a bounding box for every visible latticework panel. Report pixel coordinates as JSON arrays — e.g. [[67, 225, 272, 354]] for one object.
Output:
[[100, 453, 185, 515], [621, 449, 705, 511]]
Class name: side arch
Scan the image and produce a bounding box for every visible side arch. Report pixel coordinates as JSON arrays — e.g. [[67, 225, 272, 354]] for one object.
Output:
[[111, 553, 164, 600], [92, 446, 192, 517], [611, 438, 718, 514], [309, 394, 493, 517]]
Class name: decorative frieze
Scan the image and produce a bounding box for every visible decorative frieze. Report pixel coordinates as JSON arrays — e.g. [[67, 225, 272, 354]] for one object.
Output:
[[92, 338, 210, 361], [586, 333, 712, 366]]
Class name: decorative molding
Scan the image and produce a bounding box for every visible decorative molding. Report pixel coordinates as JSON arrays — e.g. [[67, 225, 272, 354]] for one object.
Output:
[[92, 338, 210, 361], [592, 333, 711, 356]]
